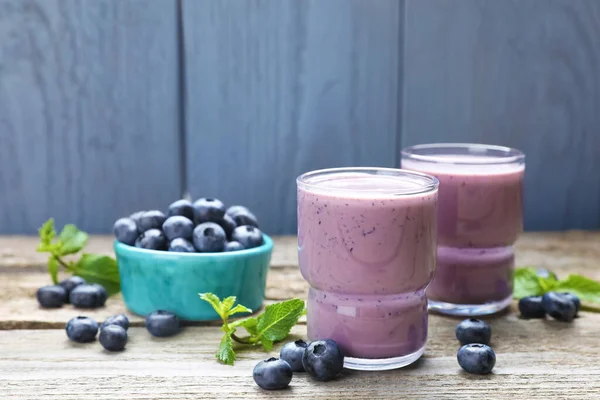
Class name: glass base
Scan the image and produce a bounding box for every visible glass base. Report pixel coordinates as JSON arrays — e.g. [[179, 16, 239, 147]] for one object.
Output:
[[428, 295, 513, 316], [343, 345, 425, 371]]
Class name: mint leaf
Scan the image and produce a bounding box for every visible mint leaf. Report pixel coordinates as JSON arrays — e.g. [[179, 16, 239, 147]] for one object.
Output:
[[58, 224, 88, 255], [217, 333, 236, 365], [554, 274, 600, 304], [228, 304, 252, 317], [513, 267, 545, 299], [48, 256, 59, 284], [231, 317, 258, 336], [72, 254, 120, 295], [261, 337, 274, 351], [199, 293, 226, 320], [37, 218, 58, 252], [221, 296, 236, 314], [256, 299, 305, 342]]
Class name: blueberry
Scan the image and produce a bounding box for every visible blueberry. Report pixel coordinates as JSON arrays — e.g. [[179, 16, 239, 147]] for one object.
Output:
[[145, 310, 180, 337], [70, 284, 108, 309], [129, 211, 145, 230], [231, 226, 264, 249], [113, 217, 138, 246], [36, 285, 67, 308], [167, 199, 194, 220], [192, 198, 226, 224], [518, 296, 546, 318], [226, 205, 259, 228], [218, 214, 237, 239], [537, 268, 557, 280], [457, 344, 496, 374], [455, 318, 491, 345], [193, 222, 227, 252], [135, 229, 168, 251], [162, 216, 194, 241], [101, 314, 130, 331], [542, 292, 577, 322], [560, 292, 581, 316], [302, 339, 344, 381], [280, 339, 308, 372], [253, 357, 293, 390], [59, 276, 87, 298], [169, 237, 196, 252], [99, 324, 128, 351], [137, 210, 166, 232], [224, 241, 244, 252], [66, 316, 98, 343]]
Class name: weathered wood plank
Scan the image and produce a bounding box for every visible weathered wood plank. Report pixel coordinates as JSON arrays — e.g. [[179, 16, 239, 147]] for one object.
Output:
[[182, 0, 401, 235], [0, 0, 181, 234], [402, 0, 600, 230], [1, 317, 600, 399]]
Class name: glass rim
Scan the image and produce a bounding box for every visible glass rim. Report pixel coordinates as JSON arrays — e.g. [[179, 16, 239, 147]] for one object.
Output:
[[296, 167, 439, 196], [401, 143, 525, 165]]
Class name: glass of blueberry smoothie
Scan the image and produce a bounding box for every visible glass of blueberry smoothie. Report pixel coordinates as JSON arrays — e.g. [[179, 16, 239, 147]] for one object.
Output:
[[297, 167, 438, 370], [401, 143, 525, 316]]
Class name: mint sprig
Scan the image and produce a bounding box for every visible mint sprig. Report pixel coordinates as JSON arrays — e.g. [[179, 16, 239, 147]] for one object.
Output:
[[36, 218, 120, 295], [514, 267, 600, 312], [199, 293, 305, 365]]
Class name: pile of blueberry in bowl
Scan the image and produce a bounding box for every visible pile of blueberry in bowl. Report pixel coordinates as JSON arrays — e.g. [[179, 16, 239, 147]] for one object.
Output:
[[113, 198, 273, 321]]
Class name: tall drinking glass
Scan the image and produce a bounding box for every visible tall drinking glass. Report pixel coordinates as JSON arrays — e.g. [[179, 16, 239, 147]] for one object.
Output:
[[401, 144, 525, 316], [297, 168, 438, 370]]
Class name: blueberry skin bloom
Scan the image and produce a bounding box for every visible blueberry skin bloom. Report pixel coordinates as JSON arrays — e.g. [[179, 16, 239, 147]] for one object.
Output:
[[145, 310, 180, 337], [101, 314, 130, 331], [231, 226, 264, 249], [36, 285, 67, 308], [302, 339, 344, 381], [69, 284, 108, 309], [280, 339, 308, 372], [113, 217, 138, 246], [560, 292, 581, 316], [455, 318, 491, 345], [193, 222, 227, 252], [518, 296, 546, 319], [542, 292, 577, 322], [253, 358, 293, 390], [99, 325, 128, 351], [66, 316, 99, 343], [457, 344, 496, 374]]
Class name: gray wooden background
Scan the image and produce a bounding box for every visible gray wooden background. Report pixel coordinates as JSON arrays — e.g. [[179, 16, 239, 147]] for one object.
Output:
[[0, 0, 598, 235]]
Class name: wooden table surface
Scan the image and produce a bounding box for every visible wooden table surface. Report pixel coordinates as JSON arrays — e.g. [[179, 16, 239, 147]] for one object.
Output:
[[1, 233, 599, 399]]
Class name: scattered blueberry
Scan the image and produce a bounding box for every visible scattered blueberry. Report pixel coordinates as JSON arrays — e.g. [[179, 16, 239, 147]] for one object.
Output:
[[169, 237, 196, 252], [231, 226, 264, 249], [101, 314, 130, 331], [162, 216, 194, 241], [146, 310, 180, 337], [457, 344, 496, 374], [253, 357, 293, 390], [59, 276, 87, 303], [137, 210, 167, 232], [135, 229, 168, 251], [129, 211, 145, 230], [302, 339, 344, 381], [193, 222, 227, 252], [542, 292, 577, 322], [226, 205, 259, 228], [36, 285, 67, 308], [455, 318, 491, 345], [560, 292, 581, 316], [518, 296, 546, 318], [99, 324, 128, 351], [218, 213, 237, 239], [536, 268, 557, 280], [224, 241, 244, 252], [66, 316, 98, 343], [193, 198, 226, 224], [280, 339, 308, 372], [167, 199, 194, 220], [70, 284, 108, 309], [113, 217, 138, 246]]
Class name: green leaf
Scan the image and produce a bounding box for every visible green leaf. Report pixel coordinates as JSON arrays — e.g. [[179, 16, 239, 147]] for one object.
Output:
[[72, 254, 120, 296], [217, 333, 236, 365], [47, 256, 59, 284], [58, 224, 88, 255], [199, 293, 226, 320], [37, 219, 57, 252], [554, 274, 600, 304], [513, 267, 545, 299], [221, 296, 236, 314], [261, 337, 274, 351], [228, 304, 252, 317], [256, 298, 305, 342], [231, 317, 258, 336]]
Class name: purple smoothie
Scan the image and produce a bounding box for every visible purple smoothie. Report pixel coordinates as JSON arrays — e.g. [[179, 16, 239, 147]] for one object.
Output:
[[297, 169, 438, 363], [402, 146, 525, 309]]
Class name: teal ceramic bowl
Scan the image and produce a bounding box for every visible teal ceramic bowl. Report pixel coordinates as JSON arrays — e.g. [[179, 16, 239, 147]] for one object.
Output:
[[114, 235, 273, 321]]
